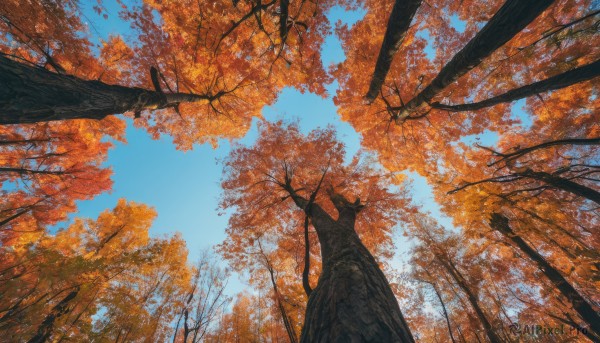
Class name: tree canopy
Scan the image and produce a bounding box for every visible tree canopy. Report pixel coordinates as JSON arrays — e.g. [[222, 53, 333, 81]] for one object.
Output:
[[1, 0, 598, 341]]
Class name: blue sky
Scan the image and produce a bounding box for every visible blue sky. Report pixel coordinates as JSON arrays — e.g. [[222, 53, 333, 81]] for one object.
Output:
[[66, 1, 524, 294]]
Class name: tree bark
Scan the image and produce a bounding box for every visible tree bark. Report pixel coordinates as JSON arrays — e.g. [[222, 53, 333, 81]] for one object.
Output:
[[395, 0, 555, 119], [0, 54, 208, 124], [289, 191, 414, 342], [366, 0, 422, 102], [490, 214, 600, 337], [431, 59, 600, 111]]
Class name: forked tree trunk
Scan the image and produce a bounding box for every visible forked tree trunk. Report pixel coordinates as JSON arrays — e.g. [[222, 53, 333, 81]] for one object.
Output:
[[395, 0, 555, 119], [291, 192, 414, 342], [490, 214, 600, 338], [0, 54, 206, 124]]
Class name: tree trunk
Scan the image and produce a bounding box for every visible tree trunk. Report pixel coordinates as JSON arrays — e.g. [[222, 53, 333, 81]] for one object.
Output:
[[490, 214, 600, 337], [422, 271, 457, 343], [266, 259, 298, 343], [436, 257, 502, 343], [298, 195, 414, 342], [28, 287, 80, 343], [0, 54, 206, 124], [302, 214, 313, 297], [280, 0, 289, 40], [431, 59, 600, 112], [396, 0, 554, 119], [366, 0, 422, 102]]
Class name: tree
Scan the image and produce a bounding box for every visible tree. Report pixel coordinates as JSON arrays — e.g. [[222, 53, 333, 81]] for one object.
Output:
[[0, 199, 195, 342], [2, 0, 599, 341], [0, 0, 336, 148], [490, 213, 600, 339], [220, 121, 415, 342], [172, 249, 231, 343], [406, 216, 506, 343], [334, 0, 598, 176], [0, 119, 123, 247], [204, 293, 265, 343]]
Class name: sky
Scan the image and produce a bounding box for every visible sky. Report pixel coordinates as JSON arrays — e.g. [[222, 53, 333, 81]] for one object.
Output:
[[62, 1, 520, 295]]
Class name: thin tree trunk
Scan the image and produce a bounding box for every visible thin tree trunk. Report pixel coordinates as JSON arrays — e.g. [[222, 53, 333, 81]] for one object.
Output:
[[0, 167, 69, 175], [431, 59, 600, 111], [0, 138, 52, 146], [287, 190, 414, 342], [395, 0, 555, 119], [366, 0, 422, 101], [490, 214, 600, 337], [422, 271, 457, 343], [27, 287, 80, 343], [436, 258, 502, 343], [0, 54, 208, 124], [449, 167, 600, 205], [258, 239, 298, 343], [270, 272, 298, 343]]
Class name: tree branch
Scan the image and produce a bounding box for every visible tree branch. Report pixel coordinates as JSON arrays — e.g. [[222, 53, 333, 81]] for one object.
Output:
[[431, 59, 600, 112]]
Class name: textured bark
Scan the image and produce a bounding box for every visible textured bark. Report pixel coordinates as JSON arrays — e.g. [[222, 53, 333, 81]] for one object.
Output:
[[490, 214, 600, 338], [288, 191, 414, 342], [366, 0, 422, 102], [27, 287, 80, 343], [431, 59, 600, 111], [395, 0, 555, 119], [0, 55, 207, 124]]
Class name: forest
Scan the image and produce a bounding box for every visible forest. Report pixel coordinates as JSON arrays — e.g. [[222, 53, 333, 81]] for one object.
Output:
[[0, 0, 598, 342]]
